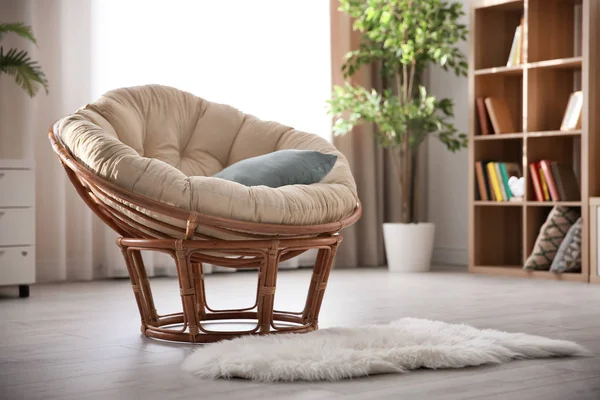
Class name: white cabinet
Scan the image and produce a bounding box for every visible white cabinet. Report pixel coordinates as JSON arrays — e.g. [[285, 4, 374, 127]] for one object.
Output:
[[0, 160, 35, 297]]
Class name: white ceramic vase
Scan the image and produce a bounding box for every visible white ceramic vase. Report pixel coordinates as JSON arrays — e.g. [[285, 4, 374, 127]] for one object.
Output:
[[383, 222, 436, 272]]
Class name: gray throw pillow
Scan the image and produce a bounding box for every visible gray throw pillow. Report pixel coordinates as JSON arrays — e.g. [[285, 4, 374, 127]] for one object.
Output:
[[213, 150, 337, 188], [550, 217, 582, 273]]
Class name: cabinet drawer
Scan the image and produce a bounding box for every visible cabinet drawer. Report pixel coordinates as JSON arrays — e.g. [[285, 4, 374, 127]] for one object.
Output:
[[0, 170, 34, 207], [0, 246, 35, 286], [0, 208, 35, 245]]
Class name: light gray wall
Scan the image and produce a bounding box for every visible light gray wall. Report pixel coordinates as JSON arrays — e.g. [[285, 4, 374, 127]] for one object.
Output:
[[427, 0, 471, 266]]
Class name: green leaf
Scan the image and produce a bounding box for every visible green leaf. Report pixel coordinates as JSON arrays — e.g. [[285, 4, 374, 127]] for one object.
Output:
[[0, 46, 49, 97], [0, 22, 37, 44], [380, 11, 391, 24]]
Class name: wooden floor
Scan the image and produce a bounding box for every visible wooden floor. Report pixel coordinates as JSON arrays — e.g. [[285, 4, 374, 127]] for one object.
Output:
[[1, 266, 600, 400]]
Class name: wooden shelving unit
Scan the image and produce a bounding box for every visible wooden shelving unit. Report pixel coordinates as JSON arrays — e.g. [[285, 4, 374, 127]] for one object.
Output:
[[468, 0, 600, 282]]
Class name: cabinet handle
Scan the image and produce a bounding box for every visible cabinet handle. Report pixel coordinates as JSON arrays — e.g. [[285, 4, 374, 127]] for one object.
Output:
[[0, 172, 4, 178], [21, 251, 28, 256], [0, 251, 4, 256], [0, 211, 4, 217]]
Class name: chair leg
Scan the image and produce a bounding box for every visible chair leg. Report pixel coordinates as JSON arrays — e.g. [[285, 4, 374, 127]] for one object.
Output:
[[302, 247, 330, 324], [192, 263, 207, 321], [117, 239, 151, 333], [302, 237, 341, 328], [257, 242, 279, 334], [173, 240, 201, 339], [131, 250, 159, 324]]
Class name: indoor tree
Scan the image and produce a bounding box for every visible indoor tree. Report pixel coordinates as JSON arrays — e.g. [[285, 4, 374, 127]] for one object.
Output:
[[0, 22, 48, 97], [327, 0, 468, 224]]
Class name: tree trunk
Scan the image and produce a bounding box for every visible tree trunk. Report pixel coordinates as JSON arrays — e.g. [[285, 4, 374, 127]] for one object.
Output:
[[393, 139, 412, 224]]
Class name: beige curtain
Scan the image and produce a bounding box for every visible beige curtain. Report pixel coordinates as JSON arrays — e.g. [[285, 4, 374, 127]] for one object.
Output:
[[330, 1, 428, 268]]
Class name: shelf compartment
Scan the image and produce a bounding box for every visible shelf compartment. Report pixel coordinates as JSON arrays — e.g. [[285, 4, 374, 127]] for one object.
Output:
[[528, 0, 582, 62], [526, 135, 581, 202], [525, 205, 582, 271], [528, 57, 582, 70], [475, 74, 524, 134], [527, 68, 581, 132], [474, 2, 525, 69], [474, 207, 523, 267]]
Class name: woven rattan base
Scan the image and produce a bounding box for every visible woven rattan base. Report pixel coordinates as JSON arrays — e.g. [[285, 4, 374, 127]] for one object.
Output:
[[117, 236, 340, 343]]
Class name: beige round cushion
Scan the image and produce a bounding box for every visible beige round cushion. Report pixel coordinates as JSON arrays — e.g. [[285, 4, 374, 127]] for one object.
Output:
[[57, 85, 359, 227]]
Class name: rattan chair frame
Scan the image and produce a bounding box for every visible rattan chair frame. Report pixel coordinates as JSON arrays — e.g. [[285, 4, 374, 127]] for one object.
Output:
[[49, 125, 361, 343]]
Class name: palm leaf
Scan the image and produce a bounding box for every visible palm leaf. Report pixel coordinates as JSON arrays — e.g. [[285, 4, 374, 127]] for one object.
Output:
[[0, 22, 37, 44], [0, 46, 48, 97]]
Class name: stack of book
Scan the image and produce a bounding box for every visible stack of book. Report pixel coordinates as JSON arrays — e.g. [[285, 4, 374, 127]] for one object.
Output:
[[475, 161, 522, 202], [529, 161, 580, 202]]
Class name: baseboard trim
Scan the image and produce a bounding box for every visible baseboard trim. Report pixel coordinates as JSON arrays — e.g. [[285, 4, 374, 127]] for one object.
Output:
[[432, 246, 467, 266]]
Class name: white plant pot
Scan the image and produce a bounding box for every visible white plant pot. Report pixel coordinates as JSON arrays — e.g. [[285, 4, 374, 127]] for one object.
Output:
[[383, 222, 435, 272]]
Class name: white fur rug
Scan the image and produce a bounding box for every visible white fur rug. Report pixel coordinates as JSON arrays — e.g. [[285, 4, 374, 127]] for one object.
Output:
[[181, 318, 589, 382]]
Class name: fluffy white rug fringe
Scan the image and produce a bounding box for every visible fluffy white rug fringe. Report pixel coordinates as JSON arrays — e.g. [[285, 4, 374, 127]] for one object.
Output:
[[181, 318, 589, 382]]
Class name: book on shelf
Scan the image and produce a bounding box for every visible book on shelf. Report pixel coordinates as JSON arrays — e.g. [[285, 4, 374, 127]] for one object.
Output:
[[538, 166, 551, 201], [476, 98, 492, 135], [476, 161, 522, 202], [540, 160, 560, 201], [529, 162, 544, 202], [528, 161, 580, 202], [495, 163, 509, 201], [551, 162, 580, 201], [475, 161, 490, 201], [560, 91, 583, 131], [498, 163, 512, 201], [506, 17, 524, 66], [484, 97, 515, 134]]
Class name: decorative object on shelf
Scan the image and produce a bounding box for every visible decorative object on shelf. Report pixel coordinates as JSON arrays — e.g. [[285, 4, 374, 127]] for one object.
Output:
[[327, 0, 468, 272], [508, 176, 525, 199], [524, 206, 580, 271], [560, 91, 583, 131], [181, 317, 588, 382], [484, 97, 515, 134], [0, 22, 48, 97], [550, 217, 582, 273]]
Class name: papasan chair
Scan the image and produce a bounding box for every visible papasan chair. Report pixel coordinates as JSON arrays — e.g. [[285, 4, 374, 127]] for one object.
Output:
[[49, 85, 361, 343]]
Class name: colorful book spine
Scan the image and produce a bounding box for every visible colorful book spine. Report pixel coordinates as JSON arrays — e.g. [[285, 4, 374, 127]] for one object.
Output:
[[499, 163, 512, 201], [487, 162, 504, 202], [540, 160, 560, 201], [495, 163, 508, 201], [529, 162, 544, 202], [475, 161, 489, 201], [539, 167, 550, 201]]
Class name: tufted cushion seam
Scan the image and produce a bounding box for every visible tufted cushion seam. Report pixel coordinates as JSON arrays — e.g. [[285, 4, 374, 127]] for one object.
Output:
[[225, 113, 248, 166], [181, 101, 205, 159]]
